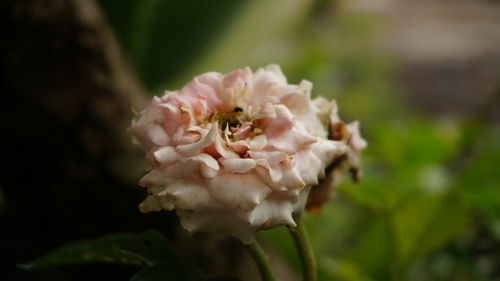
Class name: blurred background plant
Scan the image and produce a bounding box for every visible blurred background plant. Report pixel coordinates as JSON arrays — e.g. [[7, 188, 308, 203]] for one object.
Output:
[[2, 0, 500, 280]]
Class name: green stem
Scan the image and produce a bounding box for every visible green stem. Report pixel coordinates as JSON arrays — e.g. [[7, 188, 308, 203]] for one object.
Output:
[[246, 240, 277, 281], [288, 215, 317, 281]]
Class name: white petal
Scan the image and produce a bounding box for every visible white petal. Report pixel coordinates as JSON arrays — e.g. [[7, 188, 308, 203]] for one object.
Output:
[[221, 158, 256, 173], [190, 153, 219, 170], [248, 150, 289, 166], [208, 174, 271, 211], [176, 124, 217, 156], [214, 130, 240, 158], [267, 127, 316, 153], [147, 124, 170, 146], [295, 150, 322, 186], [163, 161, 199, 178], [278, 166, 306, 190], [227, 140, 249, 154], [312, 139, 347, 165], [248, 134, 267, 151], [177, 210, 255, 244], [167, 180, 222, 211], [139, 168, 172, 187], [153, 146, 181, 164], [190, 153, 220, 178], [159, 103, 182, 136], [138, 196, 162, 213], [247, 197, 295, 228], [346, 121, 368, 152], [255, 159, 282, 183]]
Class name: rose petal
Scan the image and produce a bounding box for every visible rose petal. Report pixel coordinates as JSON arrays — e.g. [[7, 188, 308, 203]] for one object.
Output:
[[248, 150, 290, 166], [147, 124, 170, 146], [190, 153, 220, 178], [221, 158, 256, 173], [159, 103, 182, 136], [214, 130, 240, 159], [267, 127, 316, 153], [255, 159, 282, 183], [176, 124, 217, 156], [232, 122, 252, 140], [178, 210, 254, 244], [278, 166, 305, 190], [263, 105, 294, 138], [167, 180, 223, 211], [139, 168, 172, 187], [153, 146, 181, 164], [227, 140, 249, 154], [139, 195, 163, 213], [246, 196, 295, 228], [248, 134, 267, 151], [208, 174, 271, 211]]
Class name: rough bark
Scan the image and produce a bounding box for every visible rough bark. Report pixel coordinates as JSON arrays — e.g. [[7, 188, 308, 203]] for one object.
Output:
[[0, 1, 154, 280]]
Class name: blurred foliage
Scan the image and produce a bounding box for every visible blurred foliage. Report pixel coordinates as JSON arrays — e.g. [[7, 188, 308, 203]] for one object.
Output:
[[21, 231, 205, 281], [94, 0, 500, 280]]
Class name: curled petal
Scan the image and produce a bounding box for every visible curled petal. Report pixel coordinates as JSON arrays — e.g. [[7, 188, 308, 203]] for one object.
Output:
[[295, 150, 322, 186], [159, 103, 182, 136], [146, 124, 170, 146], [278, 167, 306, 190], [178, 210, 255, 244], [221, 158, 256, 173], [197, 72, 233, 112], [232, 122, 252, 140], [227, 140, 250, 154], [167, 180, 223, 211], [267, 126, 316, 153], [255, 159, 282, 183], [176, 124, 217, 156], [248, 134, 267, 151], [190, 153, 219, 170], [163, 161, 200, 179], [346, 121, 368, 152], [247, 198, 295, 228], [190, 153, 220, 178], [153, 146, 181, 165], [222, 67, 252, 88], [248, 150, 289, 166], [139, 195, 164, 213], [208, 174, 271, 211], [214, 130, 240, 159], [263, 105, 294, 138], [139, 168, 172, 187]]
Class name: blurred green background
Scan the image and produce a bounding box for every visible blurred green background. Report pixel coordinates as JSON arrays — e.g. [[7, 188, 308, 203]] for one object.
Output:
[[3, 0, 500, 280], [100, 0, 500, 279]]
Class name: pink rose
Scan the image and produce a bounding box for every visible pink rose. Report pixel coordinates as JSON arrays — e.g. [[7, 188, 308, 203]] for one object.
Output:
[[131, 65, 351, 243]]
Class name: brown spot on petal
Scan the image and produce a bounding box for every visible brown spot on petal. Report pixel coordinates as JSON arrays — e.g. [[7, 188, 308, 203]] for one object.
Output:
[[330, 121, 348, 141], [349, 167, 361, 183], [306, 155, 345, 214]]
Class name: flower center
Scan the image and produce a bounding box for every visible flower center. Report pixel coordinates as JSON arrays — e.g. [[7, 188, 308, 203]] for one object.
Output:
[[209, 107, 264, 142]]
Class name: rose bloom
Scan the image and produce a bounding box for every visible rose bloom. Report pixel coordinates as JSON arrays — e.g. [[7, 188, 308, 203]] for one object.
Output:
[[131, 65, 365, 243]]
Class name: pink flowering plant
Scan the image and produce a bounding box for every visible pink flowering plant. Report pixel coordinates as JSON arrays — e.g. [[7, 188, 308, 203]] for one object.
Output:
[[21, 65, 365, 281], [131, 65, 365, 280]]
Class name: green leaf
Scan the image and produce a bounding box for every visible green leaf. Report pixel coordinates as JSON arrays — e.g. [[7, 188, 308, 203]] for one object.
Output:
[[20, 230, 175, 270], [459, 128, 500, 217], [346, 215, 393, 279], [130, 264, 199, 281], [391, 192, 469, 264], [319, 258, 374, 281]]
